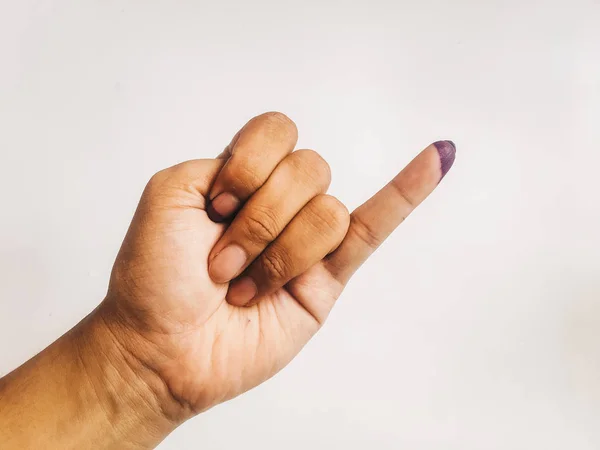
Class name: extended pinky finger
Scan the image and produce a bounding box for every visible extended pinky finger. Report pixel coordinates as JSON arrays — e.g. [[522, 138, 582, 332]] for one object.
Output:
[[324, 140, 456, 285]]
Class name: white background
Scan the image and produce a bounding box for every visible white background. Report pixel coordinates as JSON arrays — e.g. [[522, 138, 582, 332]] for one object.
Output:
[[1, 1, 600, 449]]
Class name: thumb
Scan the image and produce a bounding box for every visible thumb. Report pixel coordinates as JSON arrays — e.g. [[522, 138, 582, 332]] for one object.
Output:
[[141, 159, 226, 210]]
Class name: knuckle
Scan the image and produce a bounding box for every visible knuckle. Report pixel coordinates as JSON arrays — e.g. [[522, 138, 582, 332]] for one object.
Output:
[[260, 250, 291, 281], [224, 160, 262, 195], [263, 111, 296, 129], [243, 208, 281, 244], [291, 150, 331, 187], [260, 111, 298, 140], [309, 195, 350, 236]]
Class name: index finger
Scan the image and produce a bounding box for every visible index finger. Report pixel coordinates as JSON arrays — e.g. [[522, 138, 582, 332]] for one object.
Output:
[[324, 141, 456, 284], [207, 112, 298, 222]]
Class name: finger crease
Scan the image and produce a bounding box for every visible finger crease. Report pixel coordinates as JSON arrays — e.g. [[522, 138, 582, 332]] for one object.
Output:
[[349, 214, 382, 250], [389, 179, 417, 209], [246, 215, 279, 242]]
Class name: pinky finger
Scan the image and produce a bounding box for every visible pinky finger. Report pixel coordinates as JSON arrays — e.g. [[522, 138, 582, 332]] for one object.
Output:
[[324, 140, 456, 285]]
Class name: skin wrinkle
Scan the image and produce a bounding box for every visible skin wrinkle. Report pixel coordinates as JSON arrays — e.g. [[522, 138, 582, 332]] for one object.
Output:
[[97, 306, 194, 421], [96, 320, 166, 419]]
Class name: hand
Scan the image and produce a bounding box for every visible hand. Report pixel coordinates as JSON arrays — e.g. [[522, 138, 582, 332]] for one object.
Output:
[[99, 111, 456, 424]]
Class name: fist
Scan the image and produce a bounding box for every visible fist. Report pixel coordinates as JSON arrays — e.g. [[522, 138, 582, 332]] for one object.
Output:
[[98, 112, 455, 423]]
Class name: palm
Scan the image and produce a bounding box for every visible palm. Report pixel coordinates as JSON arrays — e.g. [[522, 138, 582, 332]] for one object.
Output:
[[108, 193, 340, 411]]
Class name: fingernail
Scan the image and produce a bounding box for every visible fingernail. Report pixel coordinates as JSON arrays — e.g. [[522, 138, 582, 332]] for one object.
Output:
[[207, 192, 240, 222], [433, 140, 456, 180], [227, 276, 257, 306], [209, 245, 247, 283]]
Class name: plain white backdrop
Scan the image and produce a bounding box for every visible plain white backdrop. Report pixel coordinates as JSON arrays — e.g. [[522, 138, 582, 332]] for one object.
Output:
[[1, 1, 600, 448]]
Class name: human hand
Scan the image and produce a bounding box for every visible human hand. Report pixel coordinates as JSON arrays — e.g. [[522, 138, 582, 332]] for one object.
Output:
[[98, 111, 456, 424]]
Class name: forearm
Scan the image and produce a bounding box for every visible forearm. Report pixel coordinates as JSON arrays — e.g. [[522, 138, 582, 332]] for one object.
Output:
[[0, 306, 177, 450]]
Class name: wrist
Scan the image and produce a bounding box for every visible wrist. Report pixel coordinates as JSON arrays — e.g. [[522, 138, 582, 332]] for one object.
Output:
[[72, 305, 182, 447], [92, 298, 197, 422], [0, 303, 181, 450]]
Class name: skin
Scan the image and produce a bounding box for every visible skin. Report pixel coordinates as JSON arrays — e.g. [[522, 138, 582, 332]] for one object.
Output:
[[0, 112, 455, 449]]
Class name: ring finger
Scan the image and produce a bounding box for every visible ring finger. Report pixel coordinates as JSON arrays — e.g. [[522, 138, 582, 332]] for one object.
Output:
[[208, 150, 331, 284], [227, 194, 350, 306]]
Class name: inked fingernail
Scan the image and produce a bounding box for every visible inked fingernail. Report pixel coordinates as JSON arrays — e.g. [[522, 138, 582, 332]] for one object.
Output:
[[209, 245, 247, 283], [207, 192, 240, 222], [226, 276, 257, 306], [433, 140, 456, 180]]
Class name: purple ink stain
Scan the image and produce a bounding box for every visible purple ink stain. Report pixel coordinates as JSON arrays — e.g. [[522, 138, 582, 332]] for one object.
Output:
[[433, 140, 456, 180]]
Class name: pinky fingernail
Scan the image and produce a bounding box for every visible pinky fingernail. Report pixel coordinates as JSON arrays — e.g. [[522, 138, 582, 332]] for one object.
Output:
[[433, 140, 456, 179]]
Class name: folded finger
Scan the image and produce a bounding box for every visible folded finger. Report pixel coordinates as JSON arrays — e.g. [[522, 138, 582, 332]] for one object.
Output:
[[227, 194, 350, 306], [208, 150, 331, 284], [207, 112, 298, 222]]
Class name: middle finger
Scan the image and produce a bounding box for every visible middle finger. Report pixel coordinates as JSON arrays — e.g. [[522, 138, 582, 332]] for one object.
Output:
[[208, 150, 331, 284]]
